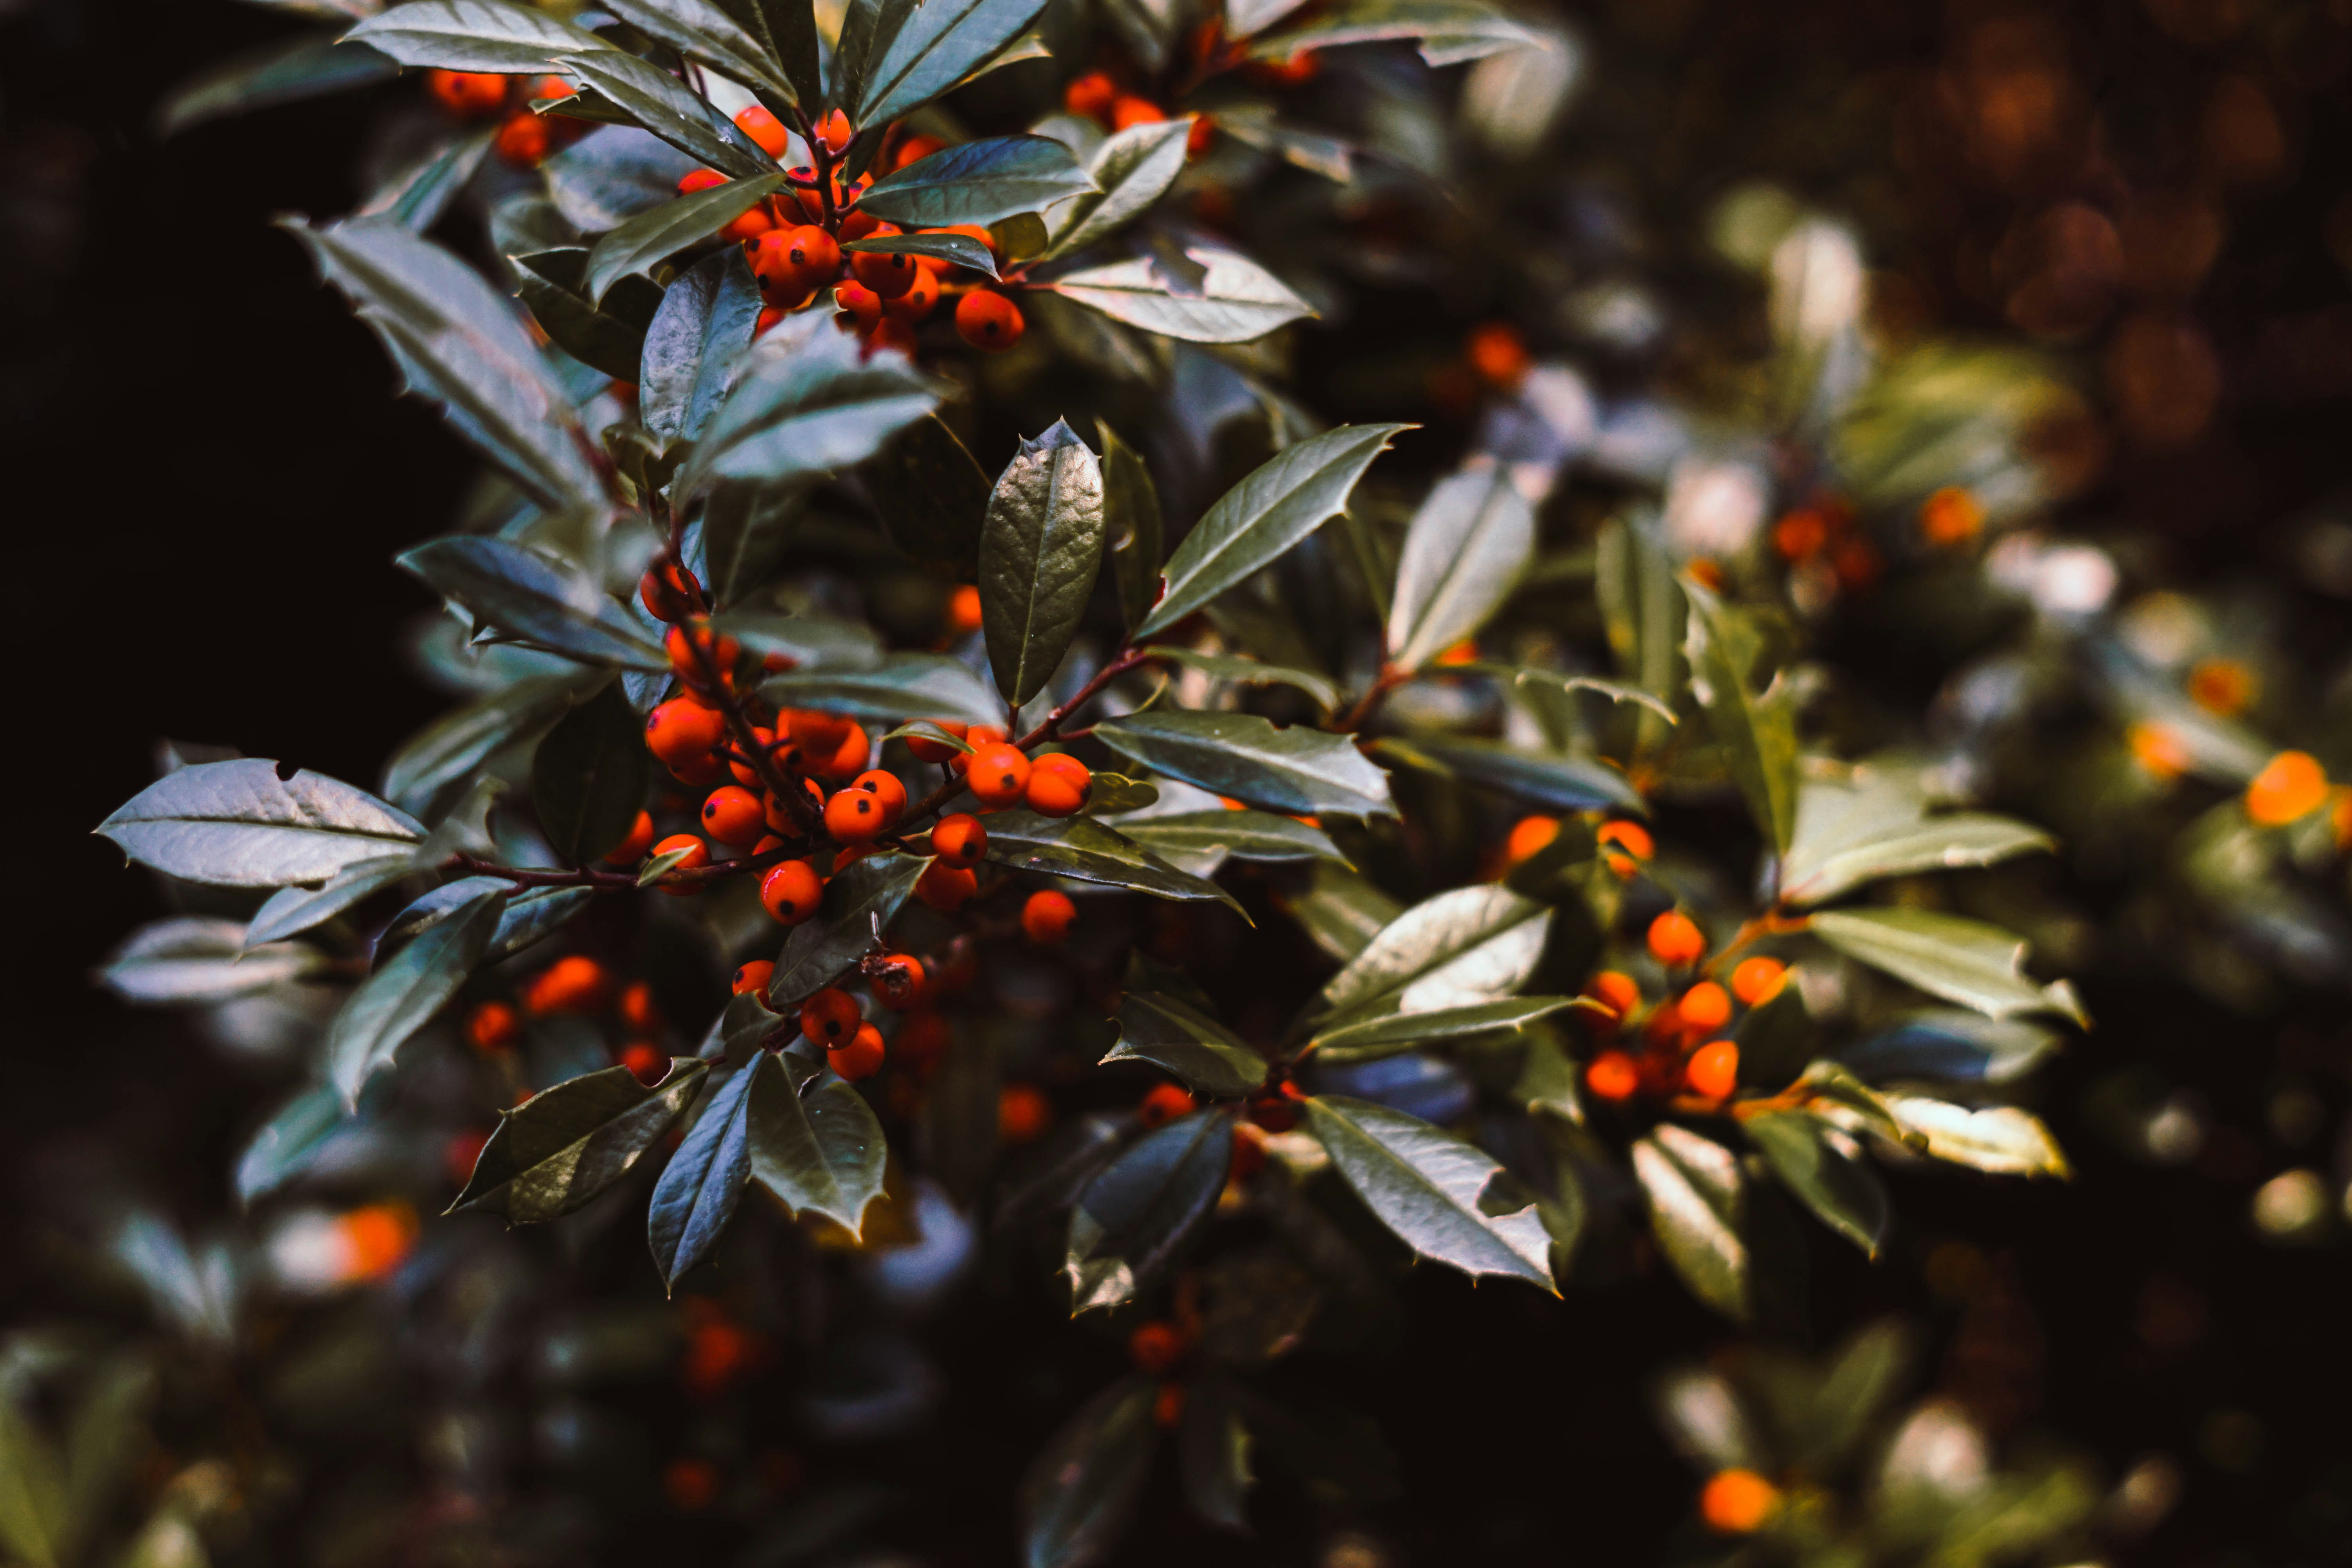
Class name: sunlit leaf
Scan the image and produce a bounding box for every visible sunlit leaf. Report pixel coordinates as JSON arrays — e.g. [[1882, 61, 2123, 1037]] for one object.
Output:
[[1303, 1094, 1556, 1289]]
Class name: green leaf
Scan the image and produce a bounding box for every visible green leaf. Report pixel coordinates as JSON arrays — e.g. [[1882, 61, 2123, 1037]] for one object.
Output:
[[1085, 773, 1159, 813], [641, 246, 764, 441], [383, 674, 590, 817], [698, 480, 807, 607], [1682, 579, 1799, 856], [1735, 977, 1815, 1090], [1103, 989, 1268, 1096], [1319, 884, 1550, 1018], [649, 1056, 764, 1290], [583, 171, 784, 301], [400, 536, 670, 670], [1045, 118, 1194, 260], [532, 682, 653, 863], [246, 855, 419, 947], [1019, 1377, 1159, 1568], [732, 0, 822, 111], [829, 0, 901, 114], [1631, 1123, 1749, 1320], [543, 125, 702, 230], [1882, 1095, 2070, 1177], [1303, 1094, 1556, 1289], [761, 652, 1004, 726], [856, 0, 1049, 125], [1141, 647, 1338, 709], [599, 0, 800, 104], [235, 1083, 351, 1206], [94, 917, 328, 1004], [381, 878, 591, 964], [327, 888, 503, 1106], [359, 123, 498, 229], [1244, 0, 1539, 62], [859, 134, 1096, 228], [1177, 1373, 1254, 1533], [709, 610, 882, 670], [880, 718, 975, 755], [342, 0, 612, 71], [979, 809, 1247, 916], [1114, 810, 1346, 878], [1387, 463, 1536, 671], [1448, 664, 1680, 724], [1840, 1010, 2063, 1085], [1286, 863, 1402, 962], [155, 30, 397, 139], [1048, 242, 1317, 346], [452, 1058, 708, 1219], [979, 421, 1107, 706], [1808, 908, 2088, 1024], [1742, 1109, 1887, 1256], [1309, 996, 1585, 1063], [1094, 711, 1395, 818], [1140, 424, 1406, 637], [767, 853, 925, 1004], [284, 216, 604, 508], [1400, 737, 1647, 815], [1592, 515, 1683, 753], [863, 414, 991, 575], [97, 759, 425, 889], [0, 1394, 65, 1568], [559, 50, 775, 183], [513, 250, 649, 380], [1098, 421, 1164, 636], [1066, 1112, 1231, 1311], [679, 312, 946, 495], [1779, 813, 2055, 908], [840, 229, 1002, 279], [749, 1054, 886, 1236]]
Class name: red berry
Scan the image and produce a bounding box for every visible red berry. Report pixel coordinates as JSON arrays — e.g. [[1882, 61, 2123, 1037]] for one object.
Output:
[[621, 1042, 667, 1085], [915, 860, 977, 911], [850, 242, 920, 299], [852, 769, 908, 818], [833, 281, 883, 330], [893, 132, 944, 169], [493, 111, 550, 167], [603, 809, 655, 864], [650, 833, 711, 896], [1129, 1321, 1185, 1373], [1022, 889, 1076, 944], [1648, 911, 1707, 967], [702, 785, 766, 849], [881, 263, 940, 322], [733, 104, 790, 158], [525, 954, 610, 1015], [930, 813, 987, 868], [1063, 71, 1118, 123], [427, 69, 508, 117], [1137, 1083, 1196, 1128], [466, 1001, 519, 1053], [800, 988, 862, 1047], [620, 980, 660, 1031], [949, 724, 1007, 774], [999, 1084, 1053, 1142], [829, 1021, 886, 1080], [731, 960, 775, 997], [760, 859, 824, 924], [1685, 1040, 1740, 1100], [678, 167, 726, 196], [1677, 982, 1732, 1034], [824, 786, 891, 842], [967, 743, 1031, 808], [1585, 1049, 1640, 1101], [906, 719, 968, 763], [815, 107, 853, 153], [646, 699, 725, 768], [1025, 754, 1089, 816], [954, 289, 1024, 351], [869, 953, 928, 1010], [820, 723, 871, 781], [1109, 94, 1166, 131]]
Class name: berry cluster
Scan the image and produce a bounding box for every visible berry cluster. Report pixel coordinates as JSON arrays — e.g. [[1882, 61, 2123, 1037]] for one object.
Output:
[[423, 69, 585, 167], [1579, 918, 1790, 1108]]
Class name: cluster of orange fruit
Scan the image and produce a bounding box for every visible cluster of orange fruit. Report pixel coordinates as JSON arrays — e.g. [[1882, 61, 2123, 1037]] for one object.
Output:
[[424, 68, 585, 166], [1578, 915, 1788, 1107], [458, 952, 672, 1096]]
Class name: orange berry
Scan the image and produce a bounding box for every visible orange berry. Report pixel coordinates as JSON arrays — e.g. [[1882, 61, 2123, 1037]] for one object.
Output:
[[915, 860, 977, 911], [999, 1083, 1053, 1143], [1699, 1469, 1779, 1534], [720, 203, 774, 243], [1110, 94, 1165, 131], [1597, 820, 1654, 860], [930, 814, 987, 868], [1772, 508, 1829, 562], [702, 785, 766, 849], [1466, 322, 1530, 389], [1152, 1381, 1187, 1429], [1022, 889, 1076, 944], [525, 954, 609, 1015], [2128, 721, 2192, 780], [1917, 486, 1983, 547], [1831, 537, 1881, 592], [946, 585, 984, 634], [1129, 1321, 1185, 1374], [1648, 910, 1706, 967], [1063, 71, 1119, 122], [832, 845, 870, 874], [2246, 750, 2327, 826], [1585, 1049, 1640, 1101], [445, 1127, 490, 1186], [814, 107, 853, 153], [1137, 1083, 1196, 1128], [731, 960, 774, 997], [870, 953, 928, 1010], [427, 70, 508, 117], [756, 305, 785, 336], [764, 778, 827, 834], [1025, 757, 1090, 816], [728, 727, 778, 789], [620, 979, 660, 1031], [864, 318, 918, 359], [783, 709, 851, 753], [954, 289, 1024, 350], [821, 724, 871, 782], [824, 786, 891, 842], [880, 262, 940, 322], [851, 769, 907, 818], [493, 111, 550, 167], [664, 622, 739, 685], [621, 1042, 667, 1085], [466, 1001, 519, 1053], [640, 562, 700, 622], [828, 1021, 885, 1080], [967, 743, 1031, 808], [645, 699, 725, 768], [1730, 957, 1786, 1006], [1229, 1121, 1268, 1181], [1677, 981, 1732, 1034], [907, 717, 970, 762], [677, 166, 727, 197], [663, 1457, 720, 1512], [850, 242, 920, 299], [1685, 1040, 1740, 1100], [1503, 814, 1559, 867], [1186, 114, 1216, 157], [650, 833, 711, 895], [760, 859, 823, 924], [1582, 970, 1640, 1028], [733, 104, 790, 158], [893, 132, 945, 169], [893, 1010, 950, 1072], [795, 991, 860, 1049], [833, 281, 883, 330], [2187, 657, 2256, 717], [949, 724, 1007, 774]]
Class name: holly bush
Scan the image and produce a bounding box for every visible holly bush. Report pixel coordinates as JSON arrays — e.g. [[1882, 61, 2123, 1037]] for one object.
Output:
[[24, 0, 2352, 1562]]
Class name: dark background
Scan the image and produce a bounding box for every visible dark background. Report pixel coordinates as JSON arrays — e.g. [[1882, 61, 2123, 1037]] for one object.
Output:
[[5, 0, 2350, 1562]]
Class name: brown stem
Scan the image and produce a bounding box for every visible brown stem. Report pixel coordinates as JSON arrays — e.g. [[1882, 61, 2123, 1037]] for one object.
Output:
[[1336, 663, 1406, 733]]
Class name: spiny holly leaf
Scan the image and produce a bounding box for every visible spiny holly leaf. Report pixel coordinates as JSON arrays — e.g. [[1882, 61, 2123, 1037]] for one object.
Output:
[[583, 171, 784, 303], [841, 229, 1003, 279], [1318, 884, 1550, 1019], [697, 480, 806, 609], [863, 414, 992, 576], [1683, 578, 1800, 857], [1098, 421, 1164, 635], [599, 0, 800, 105], [400, 536, 670, 671], [1398, 737, 1647, 816], [98, 759, 425, 889], [1018, 1376, 1159, 1568], [1113, 810, 1346, 878], [1808, 908, 2089, 1024], [452, 1058, 709, 1220], [1046, 243, 1317, 346], [1302, 1094, 1556, 1290], [1840, 1010, 2065, 1086], [856, 0, 1049, 125], [678, 312, 946, 495], [1592, 515, 1683, 754], [1094, 711, 1395, 818], [1779, 812, 2055, 908], [236, 1083, 351, 1207], [1882, 1095, 2070, 1178], [380, 878, 592, 966], [512, 249, 648, 380], [1308, 996, 1587, 1063], [1141, 647, 1339, 709], [766, 853, 926, 1005], [641, 246, 764, 442], [358, 122, 497, 229], [859, 135, 1096, 228], [532, 682, 652, 864], [327, 887, 503, 1106], [978, 810, 1248, 916], [155, 31, 399, 139], [1103, 989, 1269, 1097], [1065, 1112, 1232, 1312], [980, 420, 1107, 706], [762, 652, 1004, 726], [748, 1052, 887, 1236], [245, 855, 419, 947], [648, 1055, 764, 1291], [1045, 118, 1194, 260], [342, 0, 612, 73], [1140, 423, 1408, 636], [557, 51, 775, 185], [1741, 1108, 1888, 1256], [1243, 0, 1539, 63], [96, 917, 329, 1005], [1632, 1123, 1749, 1320], [1387, 462, 1536, 671], [709, 610, 882, 671]]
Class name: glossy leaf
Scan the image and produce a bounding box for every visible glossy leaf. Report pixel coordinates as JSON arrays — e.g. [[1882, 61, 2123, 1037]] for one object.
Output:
[[599, 0, 800, 104], [1141, 646, 1338, 709], [857, 0, 1050, 125], [1114, 810, 1346, 877], [649, 1056, 763, 1290], [1882, 1095, 2070, 1178], [1387, 463, 1536, 671], [733, 0, 822, 109], [864, 414, 991, 575], [1403, 737, 1647, 815], [532, 682, 653, 863], [1047, 243, 1318, 345], [748, 1054, 887, 1236], [1742, 1109, 1887, 1256], [859, 135, 1096, 228], [1140, 424, 1407, 636], [381, 878, 592, 964], [1632, 1123, 1749, 1320], [400, 537, 670, 670], [1779, 812, 2055, 907], [641, 246, 764, 441], [1098, 421, 1164, 635], [544, 126, 701, 230], [1450, 663, 1679, 724], [245, 855, 419, 947], [235, 1083, 350, 1206], [1045, 118, 1194, 260], [1177, 1373, 1255, 1533], [95, 917, 329, 1004], [766, 853, 926, 1004], [980, 421, 1107, 706], [584, 171, 784, 301], [452, 1058, 708, 1219], [678, 312, 946, 494], [1103, 989, 1269, 1096], [342, 0, 611, 71], [155, 31, 398, 139], [1244, 0, 1539, 62], [841, 229, 1002, 279], [699, 480, 806, 608], [1682, 579, 1799, 857], [512, 251, 648, 380], [561, 51, 774, 182], [1288, 863, 1403, 962], [762, 652, 1005, 726], [708, 610, 882, 670], [359, 123, 498, 229], [978, 809, 1247, 915], [98, 759, 425, 889], [327, 887, 503, 1106], [1303, 1094, 1556, 1290], [1840, 1010, 2063, 1085], [1018, 1377, 1159, 1568], [1093, 711, 1395, 818], [1319, 884, 1550, 1018], [1309, 996, 1586, 1063], [1592, 515, 1682, 753], [1808, 908, 2089, 1025], [1065, 1112, 1231, 1311]]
